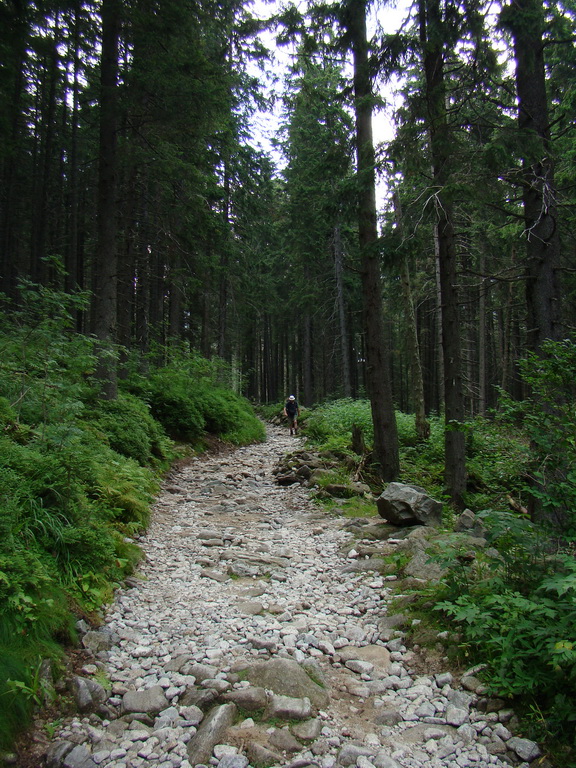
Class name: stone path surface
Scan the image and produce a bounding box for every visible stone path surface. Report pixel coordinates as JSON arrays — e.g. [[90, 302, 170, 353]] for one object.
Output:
[[46, 426, 541, 768]]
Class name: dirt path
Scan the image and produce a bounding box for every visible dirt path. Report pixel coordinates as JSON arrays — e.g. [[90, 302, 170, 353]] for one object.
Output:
[[25, 426, 538, 768]]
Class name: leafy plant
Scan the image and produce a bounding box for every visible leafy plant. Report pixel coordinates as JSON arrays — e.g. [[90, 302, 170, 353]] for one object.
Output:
[[498, 339, 576, 533]]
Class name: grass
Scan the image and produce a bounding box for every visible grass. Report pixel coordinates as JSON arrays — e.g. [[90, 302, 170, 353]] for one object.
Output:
[[0, 289, 267, 753]]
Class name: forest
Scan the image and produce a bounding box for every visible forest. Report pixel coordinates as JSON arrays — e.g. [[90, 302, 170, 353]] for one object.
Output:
[[1, 0, 576, 762]]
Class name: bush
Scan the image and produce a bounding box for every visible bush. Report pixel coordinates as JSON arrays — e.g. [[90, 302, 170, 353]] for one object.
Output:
[[426, 508, 576, 753], [498, 339, 576, 533], [87, 393, 173, 468], [304, 399, 373, 449], [129, 367, 264, 446]]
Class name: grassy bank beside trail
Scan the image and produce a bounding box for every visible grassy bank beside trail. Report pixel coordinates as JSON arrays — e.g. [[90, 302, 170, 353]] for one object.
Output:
[[0, 290, 264, 753]]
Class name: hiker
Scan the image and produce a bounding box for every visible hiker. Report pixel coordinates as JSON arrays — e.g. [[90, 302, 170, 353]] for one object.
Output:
[[284, 395, 300, 435]]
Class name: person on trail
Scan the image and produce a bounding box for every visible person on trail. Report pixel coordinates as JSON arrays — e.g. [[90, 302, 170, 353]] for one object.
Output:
[[284, 395, 300, 435]]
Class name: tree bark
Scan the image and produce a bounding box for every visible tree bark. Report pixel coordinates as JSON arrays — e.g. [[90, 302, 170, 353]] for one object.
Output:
[[394, 193, 430, 440], [346, 0, 399, 482], [503, 0, 561, 352], [92, 0, 121, 399], [420, 0, 466, 507], [333, 224, 352, 398]]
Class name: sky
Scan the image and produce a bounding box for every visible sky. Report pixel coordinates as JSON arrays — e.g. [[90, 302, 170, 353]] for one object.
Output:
[[247, 0, 413, 205]]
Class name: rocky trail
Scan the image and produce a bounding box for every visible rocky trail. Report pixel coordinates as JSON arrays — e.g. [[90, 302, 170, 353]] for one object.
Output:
[[34, 426, 542, 768]]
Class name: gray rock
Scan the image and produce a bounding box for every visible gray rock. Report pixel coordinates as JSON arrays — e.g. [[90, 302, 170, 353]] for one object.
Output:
[[447, 689, 472, 710], [404, 548, 445, 581], [163, 654, 193, 673], [45, 741, 75, 768], [233, 658, 329, 707], [434, 672, 453, 686], [222, 686, 268, 711], [376, 483, 442, 527], [455, 509, 486, 538], [290, 718, 323, 741], [180, 687, 219, 710], [507, 736, 541, 761], [246, 742, 282, 767], [445, 704, 469, 726], [236, 600, 264, 615], [122, 685, 169, 715], [345, 659, 374, 675], [337, 744, 375, 766], [181, 662, 218, 682], [187, 703, 237, 765], [341, 558, 388, 574], [372, 752, 402, 768], [201, 568, 229, 582], [337, 645, 391, 671], [81, 630, 116, 655], [70, 676, 107, 713], [374, 709, 402, 726], [301, 658, 328, 687], [181, 705, 204, 724], [63, 745, 98, 768], [268, 727, 304, 753], [266, 693, 312, 720], [227, 562, 260, 578], [461, 674, 487, 694], [218, 755, 249, 768]]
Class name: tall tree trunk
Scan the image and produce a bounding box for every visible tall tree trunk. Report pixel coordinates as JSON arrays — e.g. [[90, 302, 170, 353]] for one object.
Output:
[[503, 0, 561, 352], [420, 0, 466, 507], [333, 224, 352, 398], [31, 22, 60, 285], [346, 0, 399, 482], [0, 2, 29, 297], [503, 0, 562, 522], [92, 0, 121, 399], [478, 253, 487, 416], [394, 193, 430, 440], [65, 2, 82, 298]]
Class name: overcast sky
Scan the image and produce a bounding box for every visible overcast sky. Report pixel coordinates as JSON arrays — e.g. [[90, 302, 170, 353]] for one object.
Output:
[[248, 0, 412, 208]]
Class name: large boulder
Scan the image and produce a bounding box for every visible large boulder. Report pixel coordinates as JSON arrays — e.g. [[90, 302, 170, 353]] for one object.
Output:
[[232, 658, 329, 708], [186, 703, 237, 765], [376, 483, 442, 527], [121, 685, 169, 715]]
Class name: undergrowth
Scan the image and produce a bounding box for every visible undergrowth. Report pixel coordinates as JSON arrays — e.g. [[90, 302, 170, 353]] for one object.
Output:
[[0, 284, 264, 751], [301, 341, 576, 760]]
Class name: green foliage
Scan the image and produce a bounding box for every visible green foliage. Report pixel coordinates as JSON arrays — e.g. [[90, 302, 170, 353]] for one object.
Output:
[[127, 363, 264, 446], [427, 509, 576, 751], [87, 393, 173, 468], [303, 399, 529, 510], [0, 285, 264, 750], [0, 648, 34, 750], [304, 399, 374, 448], [498, 339, 576, 533], [257, 401, 284, 421]]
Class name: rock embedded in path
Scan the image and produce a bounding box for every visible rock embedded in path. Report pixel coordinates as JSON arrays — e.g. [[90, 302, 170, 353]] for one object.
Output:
[[186, 702, 237, 765], [222, 685, 268, 711], [70, 676, 107, 713], [121, 685, 169, 715], [233, 658, 330, 708], [266, 693, 312, 720], [246, 741, 283, 767], [268, 726, 305, 753], [508, 736, 541, 761], [376, 483, 442, 526], [290, 718, 323, 741], [337, 644, 391, 672], [81, 629, 117, 655]]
